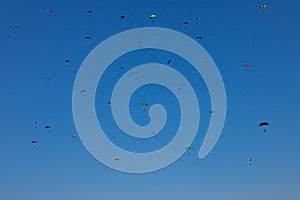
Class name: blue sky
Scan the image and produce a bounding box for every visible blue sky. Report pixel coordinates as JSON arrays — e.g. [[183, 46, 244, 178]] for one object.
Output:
[[1, 0, 300, 199]]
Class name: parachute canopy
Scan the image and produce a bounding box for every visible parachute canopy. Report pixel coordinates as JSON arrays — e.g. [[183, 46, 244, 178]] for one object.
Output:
[[243, 63, 250, 67], [45, 125, 51, 129], [259, 122, 269, 127], [72, 133, 78, 137], [120, 15, 126, 19], [149, 14, 156, 19], [32, 140, 38, 144], [260, 5, 267, 9], [186, 146, 193, 150], [141, 102, 148, 106], [12, 25, 20, 29], [46, 9, 53, 13], [183, 21, 189, 24], [81, 89, 87, 93]]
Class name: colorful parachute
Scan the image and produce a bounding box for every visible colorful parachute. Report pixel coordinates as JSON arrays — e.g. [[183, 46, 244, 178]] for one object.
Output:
[[149, 14, 156, 19], [32, 140, 38, 144], [46, 9, 53, 13], [247, 157, 253, 165], [45, 125, 51, 129], [152, 131, 158, 135], [138, 40, 144, 43], [132, 71, 139, 75], [12, 25, 20, 29], [72, 133, 78, 137], [196, 17, 201, 21], [81, 89, 87, 93], [186, 146, 193, 155], [243, 63, 250, 67], [260, 5, 267, 9], [141, 102, 148, 106], [175, 87, 181, 91]]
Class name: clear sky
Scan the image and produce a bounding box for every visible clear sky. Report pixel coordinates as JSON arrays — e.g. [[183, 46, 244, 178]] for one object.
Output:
[[1, 0, 300, 199]]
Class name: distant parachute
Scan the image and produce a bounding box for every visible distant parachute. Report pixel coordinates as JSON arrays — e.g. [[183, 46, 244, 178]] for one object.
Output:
[[196, 17, 201, 21], [45, 125, 51, 129], [259, 5, 267, 9], [72, 133, 77, 137], [247, 157, 253, 165], [65, 59, 70, 64], [167, 60, 172, 64], [149, 14, 156, 19], [141, 102, 148, 106], [183, 21, 189, 24], [86, 10, 92, 14], [85, 36, 91, 40], [186, 146, 193, 155], [259, 121, 269, 132], [175, 87, 181, 91], [32, 140, 38, 144], [259, 122, 269, 127], [32, 140, 38, 147], [81, 89, 87, 93], [11, 25, 20, 29], [120, 15, 126, 19], [46, 9, 53, 16], [132, 71, 139, 75], [114, 157, 120, 161], [196, 36, 202, 39], [243, 63, 250, 71], [259, 5, 267, 14]]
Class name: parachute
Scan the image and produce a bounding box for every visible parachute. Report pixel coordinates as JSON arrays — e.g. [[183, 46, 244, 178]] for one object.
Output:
[[81, 89, 87, 93], [45, 125, 51, 129], [167, 60, 172, 64], [183, 21, 189, 24], [259, 121, 269, 132], [149, 14, 156, 19], [196, 36, 202, 39], [72, 133, 78, 137], [32, 140, 38, 147], [141, 102, 148, 106], [259, 122, 269, 127], [260, 5, 267, 9], [120, 15, 126, 19], [85, 36, 91, 40], [186, 146, 193, 155], [247, 157, 253, 165], [175, 87, 181, 91]]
